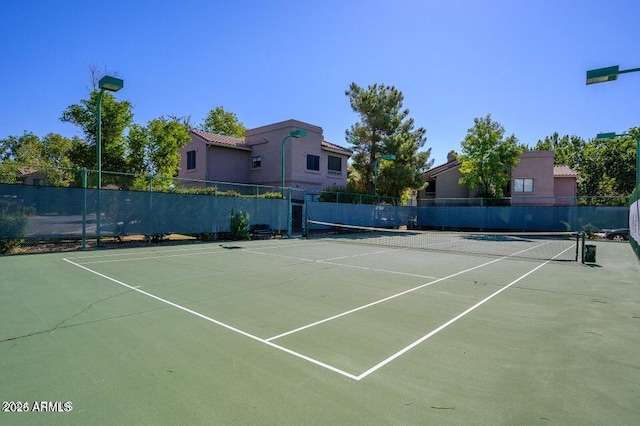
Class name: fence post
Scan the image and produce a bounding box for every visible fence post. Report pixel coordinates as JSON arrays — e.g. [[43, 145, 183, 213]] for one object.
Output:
[[81, 167, 87, 250], [287, 187, 292, 238], [148, 175, 153, 246]]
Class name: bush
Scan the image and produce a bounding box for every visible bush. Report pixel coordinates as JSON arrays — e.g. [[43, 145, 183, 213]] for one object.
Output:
[[0, 200, 27, 254], [229, 210, 250, 240]]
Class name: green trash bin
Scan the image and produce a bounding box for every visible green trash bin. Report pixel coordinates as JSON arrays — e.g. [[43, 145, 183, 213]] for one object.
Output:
[[583, 244, 596, 263]]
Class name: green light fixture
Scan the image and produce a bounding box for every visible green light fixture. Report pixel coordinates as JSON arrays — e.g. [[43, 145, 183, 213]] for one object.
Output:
[[586, 65, 640, 85]]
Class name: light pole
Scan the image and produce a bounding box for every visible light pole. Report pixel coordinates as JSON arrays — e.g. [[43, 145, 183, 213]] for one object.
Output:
[[96, 76, 124, 188], [373, 154, 396, 202], [596, 132, 640, 187], [280, 129, 307, 238], [280, 129, 307, 195], [586, 65, 640, 85], [95, 75, 124, 245]]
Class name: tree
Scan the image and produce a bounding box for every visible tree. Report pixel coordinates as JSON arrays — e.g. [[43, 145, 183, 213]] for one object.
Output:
[[345, 83, 431, 200], [534, 132, 585, 170], [536, 129, 637, 198], [127, 117, 191, 190], [60, 89, 134, 173], [201, 106, 245, 138], [458, 115, 524, 198], [579, 131, 637, 197], [0, 132, 75, 186]]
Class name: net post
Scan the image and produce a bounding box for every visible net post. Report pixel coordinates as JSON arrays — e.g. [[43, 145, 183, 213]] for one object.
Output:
[[580, 232, 586, 263]]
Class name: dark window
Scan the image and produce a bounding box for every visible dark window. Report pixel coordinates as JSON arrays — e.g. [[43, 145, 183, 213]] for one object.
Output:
[[513, 178, 533, 193], [252, 156, 262, 168], [187, 150, 196, 170], [307, 154, 320, 171], [327, 156, 342, 174]]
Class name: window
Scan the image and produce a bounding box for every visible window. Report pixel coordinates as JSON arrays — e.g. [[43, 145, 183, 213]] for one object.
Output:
[[187, 150, 196, 170], [251, 156, 262, 168], [306, 154, 320, 171], [513, 178, 534, 193], [327, 155, 342, 175]]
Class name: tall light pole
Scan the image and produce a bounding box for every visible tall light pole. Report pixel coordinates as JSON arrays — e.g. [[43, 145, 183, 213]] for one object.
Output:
[[280, 129, 307, 195], [95, 75, 124, 245], [596, 132, 640, 187], [96, 75, 124, 188], [280, 129, 307, 238], [373, 154, 396, 202]]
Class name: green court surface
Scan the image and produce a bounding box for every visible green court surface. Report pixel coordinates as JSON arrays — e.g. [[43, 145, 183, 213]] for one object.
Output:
[[1, 238, 639, 425]]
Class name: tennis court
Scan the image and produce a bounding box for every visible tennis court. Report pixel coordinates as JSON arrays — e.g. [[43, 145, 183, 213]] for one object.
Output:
[[1, 234, 639, 424]]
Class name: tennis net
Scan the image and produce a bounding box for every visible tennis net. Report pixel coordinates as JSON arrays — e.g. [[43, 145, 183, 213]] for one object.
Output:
[[307, 220, 582, 261]]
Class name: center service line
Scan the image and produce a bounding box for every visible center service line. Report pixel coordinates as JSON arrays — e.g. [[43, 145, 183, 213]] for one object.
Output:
[[62, 258, 359, 381]]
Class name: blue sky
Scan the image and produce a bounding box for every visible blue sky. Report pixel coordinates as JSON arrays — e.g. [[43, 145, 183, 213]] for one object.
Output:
[[1, 0, 638, 165]]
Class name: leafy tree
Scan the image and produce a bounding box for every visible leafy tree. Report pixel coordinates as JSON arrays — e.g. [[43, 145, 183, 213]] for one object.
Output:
[[201, 106, 245, 138], [534, 132, 585, 170], [536, 129, 637, 198], [0, 132, 75, 186], [345, 83, 431, 200], [60, 89, 134, 173], [127, 118, 191, 190], [579, 131, 637, 197], [458, 115, 524, 198]]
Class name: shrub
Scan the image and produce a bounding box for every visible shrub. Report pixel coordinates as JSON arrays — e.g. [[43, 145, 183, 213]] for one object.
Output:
[[0, 200, 27, 254], [229, 210, 250, 240]]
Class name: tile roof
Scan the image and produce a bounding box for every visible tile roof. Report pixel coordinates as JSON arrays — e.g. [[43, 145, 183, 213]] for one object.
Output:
[[425, 159, 459, 178], [553, 165, 578, 177], [321, 140, 353, 155], [191, 129, 252, 150]]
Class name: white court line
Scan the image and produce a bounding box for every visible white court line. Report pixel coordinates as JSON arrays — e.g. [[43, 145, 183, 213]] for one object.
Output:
[[62, 258, 359, 381], [265, 255, 505, 342], [266, 240, 565, 342], [355, 247, 574, 380], [69, 242, 313, 264]]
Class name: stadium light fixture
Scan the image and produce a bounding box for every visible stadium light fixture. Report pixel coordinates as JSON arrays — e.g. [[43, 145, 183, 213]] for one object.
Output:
[[586, 65, 640, 85], [596, 132, 640, 186], [373, 154, 397, 201]]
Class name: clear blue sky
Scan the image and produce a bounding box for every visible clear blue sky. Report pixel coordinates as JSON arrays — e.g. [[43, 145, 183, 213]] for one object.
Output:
[[1, 0, 638, 165]]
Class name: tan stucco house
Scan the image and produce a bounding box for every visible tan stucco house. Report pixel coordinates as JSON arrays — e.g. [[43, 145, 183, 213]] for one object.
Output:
[[178, 119, 352, 193], [418, 150, 578, 206]]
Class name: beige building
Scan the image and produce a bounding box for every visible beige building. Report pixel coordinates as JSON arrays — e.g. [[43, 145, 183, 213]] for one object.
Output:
[[178, 119, 352, 193], [418, 150, 578, 206]]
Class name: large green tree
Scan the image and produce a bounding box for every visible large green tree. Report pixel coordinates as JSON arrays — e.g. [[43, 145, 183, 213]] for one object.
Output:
[[60, 89, 134, 173], [458, 115, 524, 198], [0, 132, 76, 186], [127, 118, 191, 190], [201, 106, 245, 138], [345, 83, 431, 200], [536, 129, 637, 198], [534, 132, 585, 170]]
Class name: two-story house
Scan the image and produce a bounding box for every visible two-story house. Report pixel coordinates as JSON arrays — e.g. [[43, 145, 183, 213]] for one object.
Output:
[[418, 150, 578, 206], [178, 119, 352, 194]]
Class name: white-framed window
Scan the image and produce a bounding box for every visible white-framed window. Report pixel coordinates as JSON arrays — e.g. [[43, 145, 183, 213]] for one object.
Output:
[[327, 155, 342, 176], [251, 156, 262, 168], [514, 178, 534, 193], [187, 150, 196, 170], [307, 154, 320, 171]]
